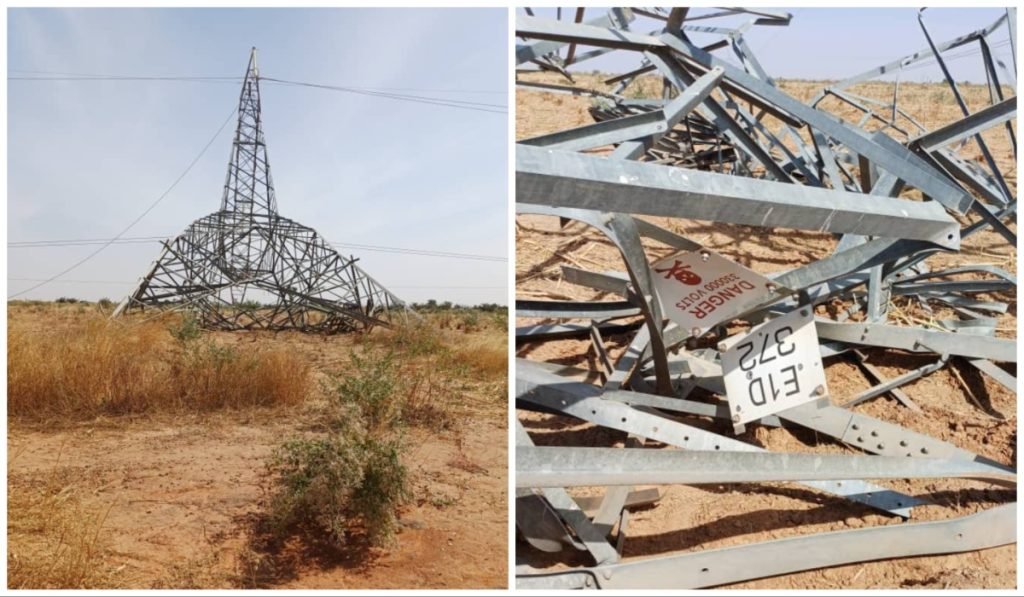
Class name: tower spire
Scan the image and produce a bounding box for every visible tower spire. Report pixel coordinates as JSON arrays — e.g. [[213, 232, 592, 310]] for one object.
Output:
[[221, 46, 276, 216]]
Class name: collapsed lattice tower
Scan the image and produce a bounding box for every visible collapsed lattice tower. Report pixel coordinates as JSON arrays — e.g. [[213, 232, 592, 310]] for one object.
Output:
[[114, 48, 409, 332]]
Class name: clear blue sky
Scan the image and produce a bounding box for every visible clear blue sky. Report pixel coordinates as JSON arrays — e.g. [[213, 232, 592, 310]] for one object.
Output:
[[9, 8, 508, 305], [520, 7, 1016, 83]]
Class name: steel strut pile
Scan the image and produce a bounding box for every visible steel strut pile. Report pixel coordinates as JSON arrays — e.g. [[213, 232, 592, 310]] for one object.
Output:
[[113, 48, 411, 332], [514, 8, 1016, 589]]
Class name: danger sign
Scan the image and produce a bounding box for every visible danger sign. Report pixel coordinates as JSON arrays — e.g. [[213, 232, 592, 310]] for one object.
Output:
[[650, 249, 784, 337]]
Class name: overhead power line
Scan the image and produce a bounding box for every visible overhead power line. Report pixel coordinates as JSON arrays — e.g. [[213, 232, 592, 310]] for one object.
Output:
[[9, 68, 505, 94], [259, 77, 507, 113], [6, 107, 238, 300], [10, 70, 508, 113]]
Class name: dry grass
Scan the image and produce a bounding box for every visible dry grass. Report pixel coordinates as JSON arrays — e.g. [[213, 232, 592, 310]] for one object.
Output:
[[7, 448, 119, 589], [452, 335, 507, 378], [361, 311, 508, 382], [349, 310, 508, 430], [8, 313, 312, 421]]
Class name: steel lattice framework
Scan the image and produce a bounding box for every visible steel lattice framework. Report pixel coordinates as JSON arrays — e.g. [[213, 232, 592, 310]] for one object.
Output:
[[514, 7, 1016, 589], [114, 48, 409, 332]]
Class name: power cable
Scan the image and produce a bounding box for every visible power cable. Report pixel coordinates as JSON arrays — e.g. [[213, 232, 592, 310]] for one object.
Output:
[[260, 77, 507, 113], [7, 107, 238, 299]]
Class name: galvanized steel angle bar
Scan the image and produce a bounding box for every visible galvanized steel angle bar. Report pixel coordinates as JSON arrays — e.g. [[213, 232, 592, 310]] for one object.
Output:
[[516, 361, 924, 516], [654, 33, 975, 215], [515, 420, 620, 565], [516, 446, 1015, 488], [517, 146, 961, 248], [516, 503, 1016, 590], [815, 319, 1016, 362]]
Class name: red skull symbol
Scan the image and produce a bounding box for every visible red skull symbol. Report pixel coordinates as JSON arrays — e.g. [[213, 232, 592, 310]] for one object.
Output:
[[654, 260, 702, 285]]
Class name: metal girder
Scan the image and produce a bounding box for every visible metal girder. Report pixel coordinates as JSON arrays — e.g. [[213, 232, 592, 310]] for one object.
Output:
[[911, 96, 1016, 152], [517, 361, 925, 516], [517, 446, 1015, 488], [515, 299, 639, 320], [516, 421, 620, 565], [517, 145, 960, 249], [815, 320, 1016, 363], [656, 36, 977, 215], [519, 108, 671, 151], [517, 504, 1016, 589]]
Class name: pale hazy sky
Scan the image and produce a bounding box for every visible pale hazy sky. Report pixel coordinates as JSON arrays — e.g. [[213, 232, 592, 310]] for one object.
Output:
[[519, 7, 1016, 84], [9, 8, 508, 306]]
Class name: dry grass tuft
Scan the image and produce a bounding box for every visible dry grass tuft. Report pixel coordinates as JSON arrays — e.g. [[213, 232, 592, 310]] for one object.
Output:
[[7, 450, 118, 589], [8, 314, 312, 421], [451, 336, 507, 379]]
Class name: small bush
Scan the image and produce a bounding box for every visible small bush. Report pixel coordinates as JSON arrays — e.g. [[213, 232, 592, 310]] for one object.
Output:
[[266, 433, 408, 548], [380, 321, 444, 357], [168, 312, 202, 344], [264, 344, 415, 548], [326, 349, 402, 434], [458, 310, 480, 333]]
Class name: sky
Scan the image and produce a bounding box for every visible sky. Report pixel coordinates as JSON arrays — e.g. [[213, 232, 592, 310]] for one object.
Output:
[[519, 7, 1016, 84], [8, 8, 508, 306]]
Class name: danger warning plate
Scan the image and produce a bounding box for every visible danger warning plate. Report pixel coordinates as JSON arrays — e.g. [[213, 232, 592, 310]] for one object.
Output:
[[650, 248, 785, 337], [720, 307, 828, 425]]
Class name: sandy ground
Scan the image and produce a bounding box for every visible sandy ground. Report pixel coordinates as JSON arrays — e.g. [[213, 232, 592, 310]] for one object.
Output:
[[9, 415, 506, 589], [8, 309, 508, 589], [515, 72, 1017, 588]]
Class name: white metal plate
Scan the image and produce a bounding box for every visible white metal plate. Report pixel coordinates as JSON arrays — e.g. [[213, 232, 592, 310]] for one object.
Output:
[[721, 307, 828, 425], [650, 248, 780, 337]]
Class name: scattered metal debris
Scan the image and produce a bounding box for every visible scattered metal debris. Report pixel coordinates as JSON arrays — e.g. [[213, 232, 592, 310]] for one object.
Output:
[[114, 48, 411, 332], [515, 7, 1016, 589]]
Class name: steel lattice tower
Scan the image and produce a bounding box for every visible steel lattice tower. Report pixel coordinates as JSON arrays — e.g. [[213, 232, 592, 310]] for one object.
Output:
[[114, 48, 410, 332]]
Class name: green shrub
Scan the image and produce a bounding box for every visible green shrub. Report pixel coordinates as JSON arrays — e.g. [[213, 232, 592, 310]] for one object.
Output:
[[327, 349, 402, 434], [168, 312, 202, 345], [270, 432, 409, 548], [266, 433, 408, 547], [263, 345, 412, 548]]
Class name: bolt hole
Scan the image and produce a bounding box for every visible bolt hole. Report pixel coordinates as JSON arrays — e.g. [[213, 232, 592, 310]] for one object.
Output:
[[701, 568, 709, 573]]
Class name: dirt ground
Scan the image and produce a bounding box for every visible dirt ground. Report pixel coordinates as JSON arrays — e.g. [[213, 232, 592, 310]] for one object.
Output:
[[515, 71, 1017, 588], [8, 306, 507, 589]]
